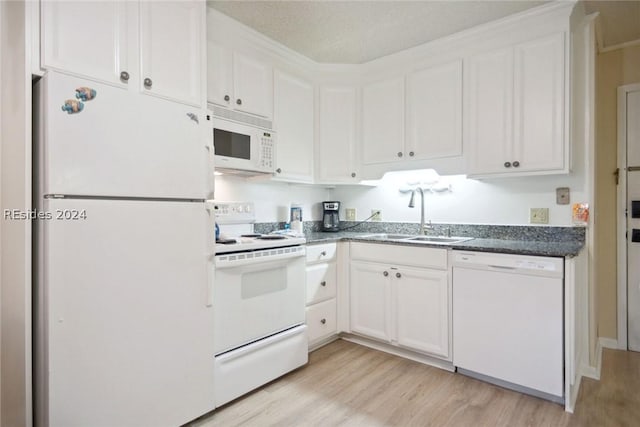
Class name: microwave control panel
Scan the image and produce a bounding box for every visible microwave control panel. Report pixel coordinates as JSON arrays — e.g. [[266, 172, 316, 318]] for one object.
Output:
[[259, 132, 275, 169]]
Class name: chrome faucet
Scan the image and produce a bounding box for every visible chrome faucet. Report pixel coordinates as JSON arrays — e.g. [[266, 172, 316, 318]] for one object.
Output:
[[408, 188, 432, 235]]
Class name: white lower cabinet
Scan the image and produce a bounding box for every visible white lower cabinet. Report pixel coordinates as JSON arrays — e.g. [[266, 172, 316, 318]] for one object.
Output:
[[306, 243, 338, 348], [349, 243, 450, 359]]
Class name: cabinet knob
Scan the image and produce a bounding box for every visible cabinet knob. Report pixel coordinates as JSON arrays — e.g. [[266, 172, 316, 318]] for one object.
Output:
[[383, 271, 389, 277], [276, 168, 282, 173], [320, 318, 326, 325], [397, 152, 403, 158], [409, 151, 415, 157], [236, 98, 242, 105], [119, 71, 130, 82], [320, 281, 326, 287], [224, 95, 230, 102], [143, 78, 152, 89], [320, 251, 327, 256], [351, 172, 356, 178], [396, 272, 402, 278], [513, 161, 520, 168], [504, 161, 512, 168]]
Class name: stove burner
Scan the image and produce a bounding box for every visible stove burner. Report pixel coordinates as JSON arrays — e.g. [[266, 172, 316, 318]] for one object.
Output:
[[240, 234, 262, 238], [256, 235, 287, 240], [216, 238, 237, 244]]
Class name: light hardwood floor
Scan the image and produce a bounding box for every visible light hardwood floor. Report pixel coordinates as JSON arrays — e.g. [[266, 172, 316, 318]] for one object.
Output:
[[190, 340, 640, 427]]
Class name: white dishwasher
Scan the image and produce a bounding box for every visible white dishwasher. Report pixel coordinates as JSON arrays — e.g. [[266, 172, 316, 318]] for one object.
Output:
[[452, 251, 564, 403]]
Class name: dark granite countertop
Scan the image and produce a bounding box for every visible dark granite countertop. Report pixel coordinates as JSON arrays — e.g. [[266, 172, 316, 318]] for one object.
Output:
[[304, 232, 584, 258]]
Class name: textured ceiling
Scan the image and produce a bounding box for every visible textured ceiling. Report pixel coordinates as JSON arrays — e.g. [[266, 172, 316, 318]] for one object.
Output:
[[584, 1, 640, 50], [209, 1, 548, 63]]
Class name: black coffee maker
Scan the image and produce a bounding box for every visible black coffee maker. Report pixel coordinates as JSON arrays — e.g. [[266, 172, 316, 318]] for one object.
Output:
[[322, 201, 340, 232]]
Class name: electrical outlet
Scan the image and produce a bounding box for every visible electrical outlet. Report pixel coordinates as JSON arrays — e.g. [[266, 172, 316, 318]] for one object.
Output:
[[556, 187, 570, 205], [530, 208, 549, 224], [371, 209, 382, 221], [345, 208, 357, 221]]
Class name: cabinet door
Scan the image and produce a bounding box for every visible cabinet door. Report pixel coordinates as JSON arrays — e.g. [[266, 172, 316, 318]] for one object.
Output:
[[407, 60, 462, 160], [233, 53, 273, 118], [207, 42, 233, 108], [361, 77, 405, 165], [139, 0, 205, 107], [317, 86, 359, 183], [466, 47, 513, 175], [395, 267, 449, 358], [350, 262, 392, 342], [513, 32, 565, 172], [41, 0, 129, 86], [273, 70, 314, 182]]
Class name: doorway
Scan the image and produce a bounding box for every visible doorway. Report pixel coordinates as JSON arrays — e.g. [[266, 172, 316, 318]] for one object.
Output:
[[618, 83, 640, 351]]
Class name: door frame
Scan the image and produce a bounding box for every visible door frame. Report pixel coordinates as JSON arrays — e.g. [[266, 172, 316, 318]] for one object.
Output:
[[617, 83, 640, 349]]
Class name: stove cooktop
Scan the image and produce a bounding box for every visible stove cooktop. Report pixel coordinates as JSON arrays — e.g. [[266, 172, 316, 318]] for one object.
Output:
[[214, 234, 306, 254]]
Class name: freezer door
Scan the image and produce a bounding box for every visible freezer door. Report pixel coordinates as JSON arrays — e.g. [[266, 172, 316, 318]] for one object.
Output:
[[36, 72, 213, 199], [36, 199, 215, 427]]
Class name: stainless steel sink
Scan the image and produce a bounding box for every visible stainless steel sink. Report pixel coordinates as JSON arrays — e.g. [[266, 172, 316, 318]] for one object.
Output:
[[361, 233, 414, 240], [405, 236, 474, 244], [361, 233, 474, 245]]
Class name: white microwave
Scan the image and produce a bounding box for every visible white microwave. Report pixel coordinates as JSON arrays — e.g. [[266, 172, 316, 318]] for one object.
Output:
[[213, 118, 275, 174]]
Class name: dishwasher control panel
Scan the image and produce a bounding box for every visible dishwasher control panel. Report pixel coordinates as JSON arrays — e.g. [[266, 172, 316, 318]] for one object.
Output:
[[453, 251, 564, 278]]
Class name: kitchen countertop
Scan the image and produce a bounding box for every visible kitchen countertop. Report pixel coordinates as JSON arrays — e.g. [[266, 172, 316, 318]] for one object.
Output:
[[304, 231, 584, 258]]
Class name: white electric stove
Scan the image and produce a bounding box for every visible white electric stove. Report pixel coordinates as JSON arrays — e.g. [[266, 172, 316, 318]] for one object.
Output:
[[212, 201, 308, 407]]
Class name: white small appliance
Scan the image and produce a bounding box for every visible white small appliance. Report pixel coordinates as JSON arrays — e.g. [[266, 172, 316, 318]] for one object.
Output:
[[212, 116, 275, 175], [213, 201, 308, 407]]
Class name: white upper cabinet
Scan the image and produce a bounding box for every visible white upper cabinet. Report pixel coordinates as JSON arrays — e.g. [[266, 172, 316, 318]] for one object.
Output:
[[273, 70, 314, 183], [513, 33, 566, 173], [361, 77, 405, 165], [207, 42, 273, 119], [467, 32, 566, 177], [317, 86, 359, 183], [139, 1, 205, 107], [41, 0, 206, 108], [41, 1, 129, 87], [407, 60, 463, 160]]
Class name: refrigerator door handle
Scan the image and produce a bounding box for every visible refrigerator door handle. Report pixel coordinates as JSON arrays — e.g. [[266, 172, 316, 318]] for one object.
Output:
[[206, 255, 214, 307]]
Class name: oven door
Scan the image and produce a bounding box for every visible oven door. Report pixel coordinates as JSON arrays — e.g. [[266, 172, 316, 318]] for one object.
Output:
[[214, 246, 306, 354]]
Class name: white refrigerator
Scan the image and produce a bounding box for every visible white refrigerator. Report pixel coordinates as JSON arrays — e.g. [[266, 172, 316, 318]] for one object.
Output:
[[33, 72, 216, 427]]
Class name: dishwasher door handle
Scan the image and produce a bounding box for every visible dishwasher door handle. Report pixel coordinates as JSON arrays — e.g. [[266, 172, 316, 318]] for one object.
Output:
[[487, 265, 517, 271]]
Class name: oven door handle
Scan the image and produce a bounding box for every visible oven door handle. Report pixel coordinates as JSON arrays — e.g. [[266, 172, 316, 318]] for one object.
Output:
[[215, 249, 305, 269]]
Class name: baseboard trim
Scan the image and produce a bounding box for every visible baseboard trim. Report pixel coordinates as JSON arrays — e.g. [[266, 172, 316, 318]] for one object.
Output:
[[340, 333, 455, 372], [580, 338, 607, 381], [599, 337, 619, 350], [308, 335, 339, 352]]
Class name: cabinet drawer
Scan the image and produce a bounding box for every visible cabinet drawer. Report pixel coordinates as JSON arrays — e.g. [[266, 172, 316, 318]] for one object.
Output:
[[350, 242, 447, 270], [306, 243, 337, 264], [307, 299, 337, 344], [306, 263, 337, 305]]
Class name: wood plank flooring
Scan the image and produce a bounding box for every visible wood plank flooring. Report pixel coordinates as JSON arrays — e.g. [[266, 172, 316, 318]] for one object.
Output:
[[189, 340, 640, 427]]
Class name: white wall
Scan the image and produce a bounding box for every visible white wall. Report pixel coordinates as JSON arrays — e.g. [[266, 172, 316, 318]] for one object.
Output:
[[331, 170, 588, 226], [214, 175, 331, 222]]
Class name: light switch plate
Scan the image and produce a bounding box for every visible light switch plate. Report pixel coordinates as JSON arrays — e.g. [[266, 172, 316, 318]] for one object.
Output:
[[530, 208, 549, 224], [556, 187, 570, 205], [345, 208, 357, 221]]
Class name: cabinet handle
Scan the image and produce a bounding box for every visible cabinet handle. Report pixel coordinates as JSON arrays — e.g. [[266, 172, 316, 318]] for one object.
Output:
[[397, 152, 403, 158], [409, 151, 415, 157], [396, 272, 402, 278], [351, 172, 356, 178], [320, 251, 327, 256], [224, 95, 230, 102], [320, 318, 326, 325], [383, 271, 389, 277], [513, 161, 520, 168], [236, 98, 242, 105], [320, 281, 326, 287], [143, 78, 152, 89], [119, 71, 130, 82], [276, 168, 282, 173], [504, 161, 512, 168]]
